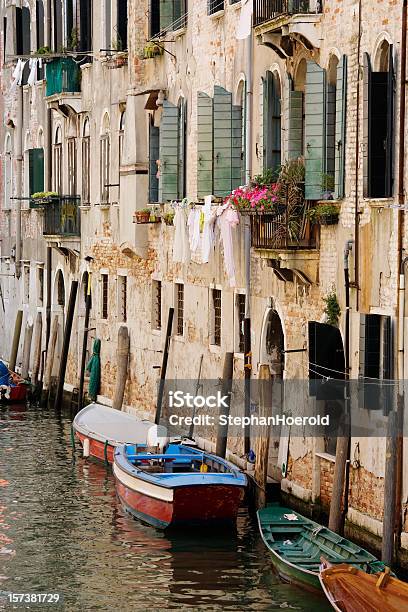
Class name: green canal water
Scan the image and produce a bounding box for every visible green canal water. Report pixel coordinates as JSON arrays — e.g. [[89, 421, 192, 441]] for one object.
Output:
[[0, 404, 330, 611]]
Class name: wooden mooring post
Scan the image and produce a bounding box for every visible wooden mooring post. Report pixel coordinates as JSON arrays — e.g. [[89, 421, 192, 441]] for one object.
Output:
[[112, 326, 130, 411], [215, 352, 234, 459], [9, 310, 23, 372], [41, 315, 59, 406], [21, 318, 34, 380], [78, 275, 92, 412], [155, 308, 174, 425], [31, 312, 43, 387], [54, 281, 78, 410], [254, 364, 273, 510]]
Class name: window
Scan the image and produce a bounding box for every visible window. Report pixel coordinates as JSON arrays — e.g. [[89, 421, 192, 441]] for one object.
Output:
[[152, 280, 162, 330], [263, 71, 282, 177], [36, 1, 45, 79], [363, 44, 394, 198], [100, 116, 110, 203], [53, 0, 63, 51], [208, 0, 224, 15], [56, 271, 65, 306], [177, 98, 187, 199], [210, 289, 222, 346], [197, 86, 243, 198], [236, 293, 245, 353], [359, 314, 392, 411], [238, 80, 247, 184], [119, 111, 126, 166], [79, 0, 93, 55], [16, 6, 31, 84], [68, 138, 77, 196], [117, 0, 128, 50], [53, 127, 62, 194], [150, 0, 187, 37], [175, 283, 184, 336], [82, 118, 90, 204], [118, 275, 127, 322], [104, 0, 112, 50], [29, 149, 45, 196], [23, 265, 30, 303], [101, 274, 109, 319], [149, 118, 160, 202], [158, 98, 187, 202], [38, 267, 44, 305]]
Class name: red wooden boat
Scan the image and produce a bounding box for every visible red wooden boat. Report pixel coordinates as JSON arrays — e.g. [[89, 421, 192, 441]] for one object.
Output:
[[0, 362, 29, 404], [113, 443, 247, 529], [73, 403, 155, 463]]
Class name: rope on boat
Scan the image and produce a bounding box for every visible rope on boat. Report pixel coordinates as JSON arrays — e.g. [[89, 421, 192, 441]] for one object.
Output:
[[70, 425, 76, 463], [104, 440, 109, 466]]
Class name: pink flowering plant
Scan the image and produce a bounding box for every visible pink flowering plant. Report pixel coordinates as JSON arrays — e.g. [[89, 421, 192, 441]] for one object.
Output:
[[226, 183, 281, 213]]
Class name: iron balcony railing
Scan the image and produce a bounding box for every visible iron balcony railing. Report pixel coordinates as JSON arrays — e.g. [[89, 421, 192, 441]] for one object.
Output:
[[43, 196, 81, 237], [45, 58, 81, 97], [253, 0, 322, 28], [250, 199, 316, 250]]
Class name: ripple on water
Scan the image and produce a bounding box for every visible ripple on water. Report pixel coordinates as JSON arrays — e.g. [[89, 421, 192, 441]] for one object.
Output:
[[0, 405, 331, 611]]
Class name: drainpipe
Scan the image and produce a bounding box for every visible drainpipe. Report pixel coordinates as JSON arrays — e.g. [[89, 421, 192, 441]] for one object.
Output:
[[243, 12, 253, 456], [329, 240, 353, 534]]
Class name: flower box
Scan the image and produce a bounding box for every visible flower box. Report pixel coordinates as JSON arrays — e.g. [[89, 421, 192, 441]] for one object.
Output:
[[134, 211, 151, 224]]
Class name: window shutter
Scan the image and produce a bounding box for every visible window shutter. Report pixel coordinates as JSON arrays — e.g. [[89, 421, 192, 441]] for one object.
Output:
[[363, 52, 372, 198], [335, 55, 347, 199], [213, 85, 233, 197], [197, 91, 213, 198], [288, 90, 303, 159], [159, 100, 179, 202], [117, 0, 128, 50], [305, 61, 326, 200], [263, 71, 272, 171], [177, 99, 186, 199], [29, 148, 45, 196], [160, 0, 173, 31], [149, 123, 160, 203], [271, 75, 282, 175], [385, 44, 394, 197], [232, 105, 243, 189], [241, 80, 247, 184], [259, 77, 264, 170]]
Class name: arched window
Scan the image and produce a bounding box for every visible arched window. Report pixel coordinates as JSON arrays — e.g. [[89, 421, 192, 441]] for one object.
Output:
[[237, 80, 247, 184], [4, 134, 13, 210], [82, 118, 91, 204], [263, 71, 282, 177], [119, 110, 126, 166], [53, 126, 62, 194], [55, 270, 65, 307], [100, 114, 110, 203]]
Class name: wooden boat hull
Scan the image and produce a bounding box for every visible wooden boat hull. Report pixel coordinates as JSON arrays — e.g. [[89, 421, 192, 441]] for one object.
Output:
[[75, 431, 115, 463], [0, 383, 28, 404], [320, 564, 408, 612], [114, 461, 245, 529]]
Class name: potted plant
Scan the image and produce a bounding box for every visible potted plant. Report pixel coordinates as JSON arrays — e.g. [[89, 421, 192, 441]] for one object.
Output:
[[320, 172, 335, 200], [323, 291, 341, 326], [134, 208, 152, 224], [162, 211, 175, 226], [142, 42, 163, 59], [308, 203, 340, 226], [30, 191, 58, 209]]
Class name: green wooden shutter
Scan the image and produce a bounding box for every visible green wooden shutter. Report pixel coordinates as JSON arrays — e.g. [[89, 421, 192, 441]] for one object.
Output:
[[288, 90, 303, 159], [271, 74, 282, 175], [335, 55, 347, 199], [263, 71, 273, 171], [326, 83, 336, 179], [363, 52, 371, 198], [197, 91, 213, 198], [305, 61, 326, 200], [160, 0, 173, 31], [29, 148, 45, 196], [232, 104, 243, 189], [149, 122, 160, 203], [213, 85, 232, 197], [177, 99, 186, 199], [159, 100, 179, 202], [259, 77, 264, 170]]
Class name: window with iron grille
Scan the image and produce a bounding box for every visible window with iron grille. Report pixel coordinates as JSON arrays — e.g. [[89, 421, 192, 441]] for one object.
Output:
[[101, 274, 109, 319], [23, 265, 30, 304], [211, 289, 222, 346], [236, 293, 246, 353], [119, 111, 126, 166], [38, 266, 44, 305], [118, 275, 127, 322], [175, 283, 184, 336], [150, 0, 187, 37], [68, 138, 77, 196], [152, 280, 162, 330], [100, 134, 110, 203], [82, 136, 90, 204], [208, 0, 224, 15], [53, 128, 62, 194]]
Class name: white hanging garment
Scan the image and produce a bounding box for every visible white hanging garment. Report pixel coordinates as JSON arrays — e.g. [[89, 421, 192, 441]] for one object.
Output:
[[11, 60, 24, 88], [27, 59, 38, 86], [173, 205, 191, 264], [218, 206, 240, 287], [202, 196, 216, 263]]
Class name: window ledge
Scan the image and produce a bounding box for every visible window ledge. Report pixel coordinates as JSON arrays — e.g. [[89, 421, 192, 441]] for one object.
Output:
[[209, 9, 225, 20], [209, 344, 222, 354], [173, 335, 186, 343], [230, 0, 242, 9], [316, 452, 336, 463], [363, 198, 394, 209], [173, 26, 187, 38], [151, 328, 162, 336]]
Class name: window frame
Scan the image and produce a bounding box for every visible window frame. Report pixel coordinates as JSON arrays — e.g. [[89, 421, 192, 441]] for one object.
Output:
[[152, 279, 162, 331], [101, 273, 109, 320], [210, 287, 222, 347], [117, 274, 127, 323], [175, 282, 184, 337], [235, 292, 246, 354]]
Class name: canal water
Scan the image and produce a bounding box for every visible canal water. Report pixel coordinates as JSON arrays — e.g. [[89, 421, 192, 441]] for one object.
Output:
[[0, 404, 330, 611]]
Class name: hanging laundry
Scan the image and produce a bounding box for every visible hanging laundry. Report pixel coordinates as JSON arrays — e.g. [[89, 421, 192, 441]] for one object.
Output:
[[27, 59, 38, 86], [188, 208, 201, 254], [173, 203, 191, 264], [11, 59, 26, 88], [217, 205, 240, 287], [202, 196, 216, 264]]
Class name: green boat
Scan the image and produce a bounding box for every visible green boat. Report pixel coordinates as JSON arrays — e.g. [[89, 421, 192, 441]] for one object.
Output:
[[257, 504, 390, 592]]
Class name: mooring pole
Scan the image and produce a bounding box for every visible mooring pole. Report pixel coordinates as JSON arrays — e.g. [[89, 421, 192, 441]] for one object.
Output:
[[155, 307, 174, 426], [41, 315, 58, 405], [215, 352, 234, 459], [188, 354, 204, 439], [45, 247, 52, 350], [21, 318, 34, 380], [112, 326, 130, 410], [254, 364, 273, 509], [78, 274, 92, 412], [54, 281, 78, 410], [32, 312, 43, 387], [9, 310, 23, 372]]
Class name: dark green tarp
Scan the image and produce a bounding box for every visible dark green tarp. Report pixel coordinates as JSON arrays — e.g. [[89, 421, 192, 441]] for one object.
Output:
[[86, 339, 101, 401]]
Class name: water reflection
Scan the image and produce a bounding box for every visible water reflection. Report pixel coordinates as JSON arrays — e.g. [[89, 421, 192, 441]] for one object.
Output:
[[0, 405, 330, 610]]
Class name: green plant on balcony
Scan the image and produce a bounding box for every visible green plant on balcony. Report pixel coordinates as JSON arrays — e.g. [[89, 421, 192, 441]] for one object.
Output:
[[163, 211, 175, 226], [37, 46, 51, 55], [68, 28, 79, 51], [323, 291, 341, 326], [142, 42, 164, 59], [321, 172, 335, 200], [307, 203, 340, 225], [134, 208, 153, 224]]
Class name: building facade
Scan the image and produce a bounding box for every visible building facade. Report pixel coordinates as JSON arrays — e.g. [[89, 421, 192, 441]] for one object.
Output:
[[1, 0, 408, 564]]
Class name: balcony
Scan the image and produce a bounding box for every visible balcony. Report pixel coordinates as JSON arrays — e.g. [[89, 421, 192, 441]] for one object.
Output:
[[253, 0, 323, 54], [45, 58, 82, 115], [43, 196, 81, 244]]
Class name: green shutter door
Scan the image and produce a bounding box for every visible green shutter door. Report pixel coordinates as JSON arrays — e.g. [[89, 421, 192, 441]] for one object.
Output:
[[160, 0, 173, 31], [197, 91, 213, 198], [29, 148, 45, 196], [213, 85, 232, 197], [263, 71, 273, 171], [159, 100, 179, 202], [288, 90, 303, 160], [335, 55, 347, 199], [326, 83, 336, 180], [177, 99, 186, 199], [271, 73, 282, 175], [232, 105, 243, 190], [149, 122, 160, 203], [259, 77, 264, 170], [305, 61, 326, 200]]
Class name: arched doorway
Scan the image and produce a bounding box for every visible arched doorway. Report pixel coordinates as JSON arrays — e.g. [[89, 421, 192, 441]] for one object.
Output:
[[260, 308, 285, 377], [52, 270, 66, 375]]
